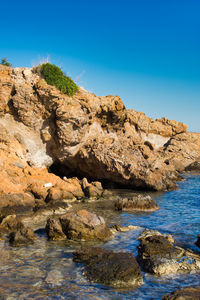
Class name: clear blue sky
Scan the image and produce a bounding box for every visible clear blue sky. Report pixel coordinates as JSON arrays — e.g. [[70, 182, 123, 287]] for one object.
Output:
[[1, 0, 200, 132]]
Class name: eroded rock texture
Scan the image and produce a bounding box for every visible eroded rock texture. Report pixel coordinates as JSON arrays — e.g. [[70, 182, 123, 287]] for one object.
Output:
[[46, 209, 112, 241], [162, 286, 200, 300], [137, 229, 200, 275], [0, 64, 200, 205]]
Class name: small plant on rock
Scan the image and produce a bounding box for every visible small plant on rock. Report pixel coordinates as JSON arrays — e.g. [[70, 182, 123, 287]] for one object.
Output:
[[40, 63, 78, 96], [1, 58, 12, 67]]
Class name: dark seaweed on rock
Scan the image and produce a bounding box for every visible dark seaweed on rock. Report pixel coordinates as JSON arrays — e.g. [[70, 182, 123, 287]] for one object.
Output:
[[73, 247, 143, 288]]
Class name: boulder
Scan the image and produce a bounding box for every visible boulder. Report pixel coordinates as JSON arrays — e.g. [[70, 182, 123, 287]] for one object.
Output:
[[73, 247, 143, 288], [83, 183, 103, 199], [45, 186, 74, 202], [0, 214, 23, 232], [137, 229, 200, 275], [162, 286, 200, 300], [9, 226, 36, 246], [46, 209, 112, 241], [46, 217, 66, 240], [81, 178, 103, 199], [115, 195, 159, 212]]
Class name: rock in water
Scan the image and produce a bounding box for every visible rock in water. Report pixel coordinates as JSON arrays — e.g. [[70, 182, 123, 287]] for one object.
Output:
[[137, 229, 200, 275], [73, 247, 143, 288], [46, 209, 112, 242], [81, 178, 103, 199], [185, 161, 200, 171], [60, 209, 112, 241], [195, 234, 200, 248], [162, 286, 200, 300], [45, 270, 63, 286], [9, 227, 36, 246], [115, 195, 159, 211], [45, 217, 66, 240]]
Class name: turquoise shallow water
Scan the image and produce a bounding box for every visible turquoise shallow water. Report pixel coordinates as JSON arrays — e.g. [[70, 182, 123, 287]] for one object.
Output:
[[0, 174, 199, 299]]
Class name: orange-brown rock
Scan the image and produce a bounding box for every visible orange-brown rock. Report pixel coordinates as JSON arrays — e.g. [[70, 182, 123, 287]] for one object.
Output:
[[0, 64, 199, 198], [0, 65, 13, 114], [46, 209, 112, 241]]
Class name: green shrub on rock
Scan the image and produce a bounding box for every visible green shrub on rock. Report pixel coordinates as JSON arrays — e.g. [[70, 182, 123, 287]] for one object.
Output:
[[40, 63, 78, 96], [1, 58, 12, 67]]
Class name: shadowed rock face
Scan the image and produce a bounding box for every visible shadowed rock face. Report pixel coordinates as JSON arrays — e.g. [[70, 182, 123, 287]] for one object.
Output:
[[195, 235, 200, 248], [137, 230, 200, 275], [73, 247, 143, 288], [0, 65, 200, 195], [162, 286, 200, 300], [115, 195, 159, 211]]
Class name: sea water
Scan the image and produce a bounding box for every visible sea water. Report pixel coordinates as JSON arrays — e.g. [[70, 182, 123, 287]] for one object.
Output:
[[0, 174, 199, 299]]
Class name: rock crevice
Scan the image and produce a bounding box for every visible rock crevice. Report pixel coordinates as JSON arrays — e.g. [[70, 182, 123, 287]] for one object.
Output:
[[0, 64, 200, 198]]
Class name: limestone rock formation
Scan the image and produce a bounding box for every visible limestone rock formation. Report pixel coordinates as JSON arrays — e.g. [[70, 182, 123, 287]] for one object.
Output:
[[0, 64, 200, 204], [73, 247, 143, 288], [162, 286, 200, 300]]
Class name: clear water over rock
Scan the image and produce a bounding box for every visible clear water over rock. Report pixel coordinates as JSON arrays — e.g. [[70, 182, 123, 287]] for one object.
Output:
[[0, 174, 199, 299]]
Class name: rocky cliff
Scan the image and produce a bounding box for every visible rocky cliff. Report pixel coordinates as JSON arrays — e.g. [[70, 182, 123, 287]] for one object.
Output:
[[0, 64, 200, 207]]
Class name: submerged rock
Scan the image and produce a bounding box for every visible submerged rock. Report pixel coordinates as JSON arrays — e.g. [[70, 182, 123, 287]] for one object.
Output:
[[162, 286, 200, 300], [115, 195, 159, 212], [73, 247, 143, 288], [46, 209, 112, 242], [137, 229, 200, 275], [45, 270, 63, 286], [0, 213, 37, 246]]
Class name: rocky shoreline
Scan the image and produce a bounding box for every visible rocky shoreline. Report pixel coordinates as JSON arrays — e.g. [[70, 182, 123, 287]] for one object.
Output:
[[0, 192, 199, 293], [0, 64, 200, 297], [0, 65, 200, 214]]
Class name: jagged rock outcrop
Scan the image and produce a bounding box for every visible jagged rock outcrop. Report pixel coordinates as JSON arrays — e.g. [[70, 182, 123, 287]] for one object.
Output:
[[115, 195, 159, 211], [137, 229, 200, 275], [0, 64, 200, 199]]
